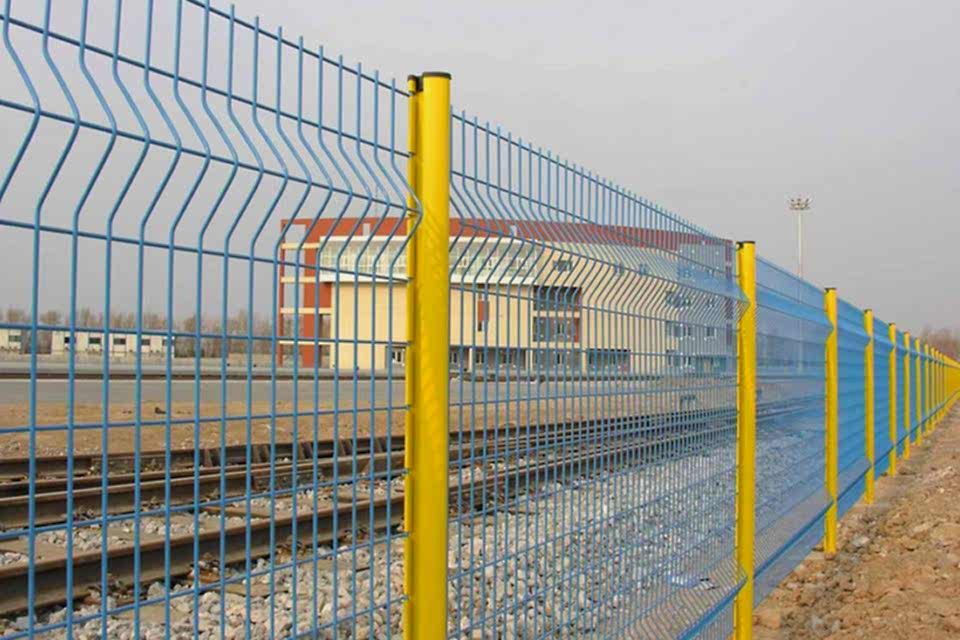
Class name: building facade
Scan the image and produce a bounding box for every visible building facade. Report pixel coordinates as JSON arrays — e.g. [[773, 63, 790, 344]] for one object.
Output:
[[50, 331, 166, 356], [278, 218, 734, 377]]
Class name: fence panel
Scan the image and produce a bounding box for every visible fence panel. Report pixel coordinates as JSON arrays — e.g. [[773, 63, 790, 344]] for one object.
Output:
[[836, 299, 869, 516], [897, 329, 908, 456], [0, 1, 412, 637], [1, 2, 959, 639], [751, 258, 830, 603], [873, 317, 893, 477], [444, 115, 745, 638]]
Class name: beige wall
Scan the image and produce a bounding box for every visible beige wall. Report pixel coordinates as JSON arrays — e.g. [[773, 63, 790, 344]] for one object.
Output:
[[0, 329, 24, 351], [281, 238, 734, 375]]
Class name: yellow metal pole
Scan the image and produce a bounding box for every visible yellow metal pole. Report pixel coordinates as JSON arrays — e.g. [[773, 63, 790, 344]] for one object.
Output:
[[915, 337, 923, 446], [403, 74, 420, 640], [824, 288, 839, 554], [924, 344, 929, 433], [927, 344, 933, 431], [887, 323, 897, 477], [863, 309, 875, 502], [404, 71, 451, 640], [734, 241, 757, 640], [903, 331, 911, 460]]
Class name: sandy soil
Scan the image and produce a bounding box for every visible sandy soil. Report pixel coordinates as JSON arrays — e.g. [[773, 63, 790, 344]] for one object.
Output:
[[753, 409, 960, 639]]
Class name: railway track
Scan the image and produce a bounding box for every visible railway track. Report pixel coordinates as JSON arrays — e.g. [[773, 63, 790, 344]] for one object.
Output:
[[0, 407, 737, 528], [0, 417, 736, 615], [0, 400, 809, 616]]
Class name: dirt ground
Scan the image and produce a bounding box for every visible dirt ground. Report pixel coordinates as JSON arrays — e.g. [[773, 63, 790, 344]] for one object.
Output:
[[753, 408, 960, 639], [0, 396, 664, 456]]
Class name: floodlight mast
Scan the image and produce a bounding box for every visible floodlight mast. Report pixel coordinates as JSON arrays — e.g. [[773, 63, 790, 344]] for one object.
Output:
[[789, 197, 812, 279]]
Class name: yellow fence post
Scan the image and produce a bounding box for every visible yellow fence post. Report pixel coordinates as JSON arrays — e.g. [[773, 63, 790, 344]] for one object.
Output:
[[903, 331, 911, 460], [824, 288, 839, 554], [864, 310, 875, 502], [404, 71, 451, 640], [927, 344, 933, 431], [887, 323, 898, 477], [915, 337, 923, 446], [923, 344, 929, 434], [734, 241, 757, 640]]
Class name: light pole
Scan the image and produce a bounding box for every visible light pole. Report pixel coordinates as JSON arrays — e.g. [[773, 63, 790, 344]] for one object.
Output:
[[789, 197, 812, 279]]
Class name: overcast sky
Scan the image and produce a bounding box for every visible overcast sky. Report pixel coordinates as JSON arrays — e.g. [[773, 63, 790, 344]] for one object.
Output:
[[225, 0, 960, 330], [0, 0, 957, 332]]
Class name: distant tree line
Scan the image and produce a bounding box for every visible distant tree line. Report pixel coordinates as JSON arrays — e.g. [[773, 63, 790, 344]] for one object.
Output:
[[919, 327, 960, 360], [2, 307, 280, 356]]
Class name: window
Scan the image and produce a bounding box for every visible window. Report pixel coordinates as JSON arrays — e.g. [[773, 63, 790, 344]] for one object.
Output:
[[113, 336, 127, 347], [533, 286, 580, 311], [319, 246, 338, 270], [476, 298, 488, 332], [705, 326, 717, 339], [390, 346, 405, 366], [666, 322, 692, 339], [586, 349, 630, 373], [357, 249, 375, 274], [63, 336, 71, 345], [473, 349, 486, 365], [666, 349, 679, 368], [9, 333, 21, 343], [533, 317, 576, 342], [449, 346, 466, 368], [89, 336, 102, 346], [139, 337, 153, 348], [533, 349, 580, 372], [665, 290, 692, 309], [553, 259, 572, 273]]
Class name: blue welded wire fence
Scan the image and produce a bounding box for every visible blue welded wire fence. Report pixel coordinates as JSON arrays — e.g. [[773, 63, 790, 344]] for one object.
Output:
[[873, 317, 892, 477], [0, 1, 958, 640], [445, 116, 743, 639], [751, 258, 830, 604], [836, 298, 869, 517]]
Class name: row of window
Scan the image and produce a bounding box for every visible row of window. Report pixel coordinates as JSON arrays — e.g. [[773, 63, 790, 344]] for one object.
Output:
[[61, 335, 168, 348], [393, 346, 634, 373], [665, 321, 721, 339], [532, 316, 579, 342]]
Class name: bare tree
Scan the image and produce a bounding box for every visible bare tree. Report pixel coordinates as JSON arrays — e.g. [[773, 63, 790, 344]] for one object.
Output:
[[5, 308, 27, 324], [920, 326, 960, 359], [76, 307, 103, 329]]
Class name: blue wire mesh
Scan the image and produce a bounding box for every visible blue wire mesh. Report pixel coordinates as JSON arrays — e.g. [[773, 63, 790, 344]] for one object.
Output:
[[444, 115, 745, 638], [0, 1, 411, 637], [0, 0, 940, 638], [751, 258, 830, 604], [872, 317, 892, 477], [909, 339, 920, 441], [919, 345, 928, 433], [836, 298, 868, 518], [896, 330, 908, 453]]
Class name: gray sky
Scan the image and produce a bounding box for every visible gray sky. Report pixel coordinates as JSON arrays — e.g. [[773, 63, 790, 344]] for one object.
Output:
[[228, 0, 960, 330], [0, 0, 957, 332]]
